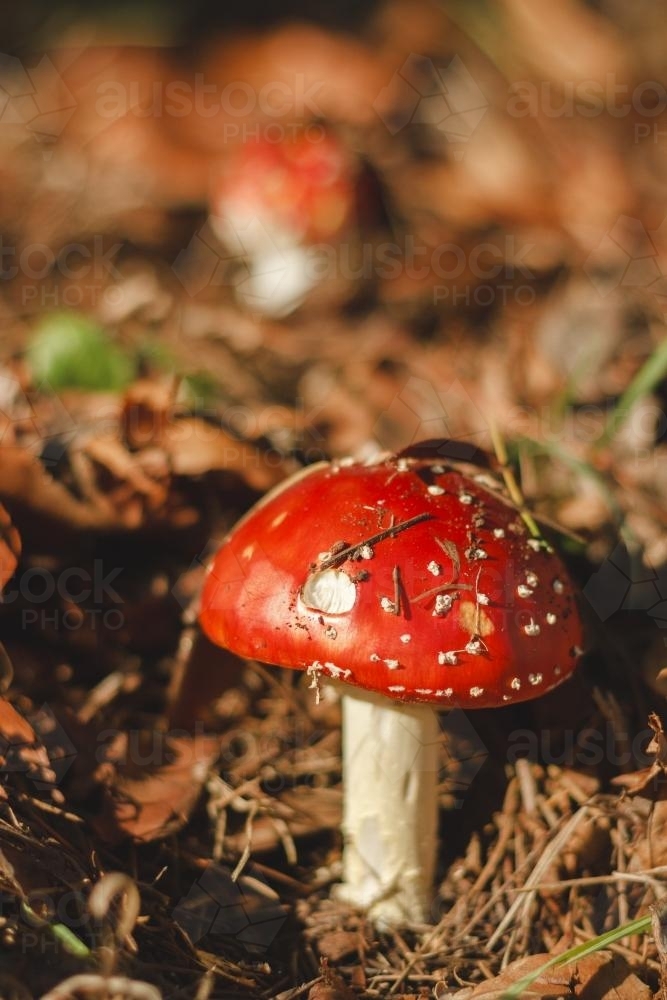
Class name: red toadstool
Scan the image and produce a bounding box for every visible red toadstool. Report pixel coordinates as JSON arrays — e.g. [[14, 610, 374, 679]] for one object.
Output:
[[210, 128, 356, 315], [200, 448, 584, 925]]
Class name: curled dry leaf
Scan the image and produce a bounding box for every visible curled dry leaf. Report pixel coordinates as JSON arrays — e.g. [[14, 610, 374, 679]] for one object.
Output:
[[612, 712, 667, 799], [0, 445, 124, 531], [77, 435, 170, 519], [91, 732, 220, 843], [160, 417, 288, 492], [308, 964, 356, 1000], [121, 379, 290, 492], [0, 396, 286, 538], [121, 379, 173, 451], [613, 714, 667, 869], [0, 500, 20, 593], [0, 696, 59, 797], [316, 930, 360, 963]]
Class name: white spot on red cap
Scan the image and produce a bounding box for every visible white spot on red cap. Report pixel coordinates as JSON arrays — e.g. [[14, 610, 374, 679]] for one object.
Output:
[[470, 686, 484, 698], [523, 619, 541, 637], [438, 651, 458, 665], [465, 638, 485, 655], [428, 485, 445, 496], [328, 663, 352, 680], [427, 561, 442, 576], [301, 569, 356, 614], [433, 594, 454, 615]]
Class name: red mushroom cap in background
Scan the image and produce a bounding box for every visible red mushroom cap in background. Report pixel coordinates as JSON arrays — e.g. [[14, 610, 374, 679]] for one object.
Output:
[[210, 128, 356, 244], [200, 453, 584, 709]]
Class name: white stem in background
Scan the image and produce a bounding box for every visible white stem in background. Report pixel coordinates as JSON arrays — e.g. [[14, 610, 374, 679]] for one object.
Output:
[[335, 687, 439, 926]]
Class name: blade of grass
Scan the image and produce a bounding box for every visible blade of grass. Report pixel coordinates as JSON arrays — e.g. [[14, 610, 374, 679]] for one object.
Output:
[[487, 420, 542, 539], [596, 337, 667, 450], [500, 913, 652, 999], [20, 900, 91, 959], [511, 435, 630, 538]]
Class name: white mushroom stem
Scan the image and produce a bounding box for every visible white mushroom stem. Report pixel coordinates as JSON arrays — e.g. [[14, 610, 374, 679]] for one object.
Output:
[[334, 687, 439, 926]]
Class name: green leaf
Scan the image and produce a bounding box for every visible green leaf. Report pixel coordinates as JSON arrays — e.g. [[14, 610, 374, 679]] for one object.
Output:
[[28, 312, 135, 391], [20, 900, 91, 959]]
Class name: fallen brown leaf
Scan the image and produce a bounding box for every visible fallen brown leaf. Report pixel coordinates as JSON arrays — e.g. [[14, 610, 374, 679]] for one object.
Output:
[[0, 445, 124, 531], [308, 962, 356, 1000], [92, 731, 220, 842], [161, 416, 288, 492], [317, 930, 360, 963], [0, 502, 20, 593], [612, 712, 667, 799], [463, 949, 652, 998], [0, 696, 59, 796], [121, 379, 290, 492]]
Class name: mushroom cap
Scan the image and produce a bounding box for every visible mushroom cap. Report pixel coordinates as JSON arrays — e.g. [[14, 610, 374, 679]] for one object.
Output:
[[212, 128, 355, 244], [200, 453, 584, 708]]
